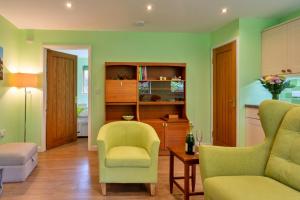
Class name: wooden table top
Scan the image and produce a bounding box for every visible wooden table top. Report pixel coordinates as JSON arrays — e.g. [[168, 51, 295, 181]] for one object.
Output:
[[167, 146, 199, 164]]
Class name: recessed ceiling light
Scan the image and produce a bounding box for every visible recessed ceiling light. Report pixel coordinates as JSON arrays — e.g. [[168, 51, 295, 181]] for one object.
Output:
[[66, 2, 72, 9], [222, 8, 228, 14], [147, 4, 153, 11]]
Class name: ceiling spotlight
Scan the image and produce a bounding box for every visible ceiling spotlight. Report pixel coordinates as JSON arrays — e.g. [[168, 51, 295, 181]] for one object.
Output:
[[66, 2, 72, 9], [222, 8, 228, 14], [147, 4, 153, 11]]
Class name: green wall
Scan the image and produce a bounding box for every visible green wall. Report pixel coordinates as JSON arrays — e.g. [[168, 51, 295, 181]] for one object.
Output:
[[1, 9, 299, 148], [0, 16, 23, 144], [17, 29, 211, 146]]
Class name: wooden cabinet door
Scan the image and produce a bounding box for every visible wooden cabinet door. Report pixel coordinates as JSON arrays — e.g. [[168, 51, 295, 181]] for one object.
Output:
[[142, 120, 165, 150], [246, 118, 265, 146], [288, 19, 300, 74], [262, 24, 288, 76], [164, 122, 189, 149], [105, 80, 137, 102]]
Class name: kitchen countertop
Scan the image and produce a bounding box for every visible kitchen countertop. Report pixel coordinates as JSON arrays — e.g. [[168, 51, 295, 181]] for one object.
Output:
[[245, 104, 259, 108]]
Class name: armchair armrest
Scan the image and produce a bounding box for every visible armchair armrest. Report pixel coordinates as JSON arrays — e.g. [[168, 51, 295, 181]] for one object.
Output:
[[199, 142, 271, 182]]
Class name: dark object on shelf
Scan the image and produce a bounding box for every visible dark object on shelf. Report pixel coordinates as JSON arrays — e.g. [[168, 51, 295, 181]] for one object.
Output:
[[151, 95, 161, 102], [117, 74, 131, 80], [139, 94, 145, 101]]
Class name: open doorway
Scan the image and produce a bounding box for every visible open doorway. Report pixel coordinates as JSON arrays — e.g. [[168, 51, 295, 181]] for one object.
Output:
[[42, 45, 91, 151]]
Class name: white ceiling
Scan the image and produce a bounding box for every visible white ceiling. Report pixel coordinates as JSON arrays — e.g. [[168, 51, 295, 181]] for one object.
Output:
[[0, 0, 300, 32]]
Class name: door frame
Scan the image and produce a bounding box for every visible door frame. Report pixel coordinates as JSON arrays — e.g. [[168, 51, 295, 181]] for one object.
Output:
[[210, 38, 240, 146], [41, 45, 93, 151]]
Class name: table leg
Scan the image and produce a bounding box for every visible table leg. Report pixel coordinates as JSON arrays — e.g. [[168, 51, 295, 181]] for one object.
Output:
[[191, 164, 196, 192], [169, 152, 174, 193], [184, 164, 190, 200]]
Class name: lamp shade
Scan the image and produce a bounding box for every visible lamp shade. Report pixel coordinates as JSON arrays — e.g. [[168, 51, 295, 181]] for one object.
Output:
[[9, 73, 38, 88]]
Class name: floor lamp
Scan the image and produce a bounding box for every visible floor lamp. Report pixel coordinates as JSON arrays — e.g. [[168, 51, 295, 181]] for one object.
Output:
[[9, 73, 38, 142]]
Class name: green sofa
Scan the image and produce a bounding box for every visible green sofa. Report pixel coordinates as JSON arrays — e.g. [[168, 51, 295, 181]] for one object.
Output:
[[97, 121, 160, 195], [199, 100, 300, 200]]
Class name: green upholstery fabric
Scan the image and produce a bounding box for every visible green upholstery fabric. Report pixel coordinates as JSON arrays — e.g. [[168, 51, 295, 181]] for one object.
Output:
[[204, 176, 300, 200], [199, 100, 300, 200], [97, 121, 160, 183], [265, 107, 300, 191], [106, 146, 151, 168]]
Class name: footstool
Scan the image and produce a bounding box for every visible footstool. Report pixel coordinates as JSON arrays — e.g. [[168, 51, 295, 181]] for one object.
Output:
[[0, 143, 38, 182]]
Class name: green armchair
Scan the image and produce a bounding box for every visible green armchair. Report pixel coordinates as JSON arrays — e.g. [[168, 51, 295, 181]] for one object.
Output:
[[199, 100, 300, 200], [97, 121, 160, 195]]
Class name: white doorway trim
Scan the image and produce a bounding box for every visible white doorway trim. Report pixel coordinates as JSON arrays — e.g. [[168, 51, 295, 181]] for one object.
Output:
[[41, 44, 93, 151]]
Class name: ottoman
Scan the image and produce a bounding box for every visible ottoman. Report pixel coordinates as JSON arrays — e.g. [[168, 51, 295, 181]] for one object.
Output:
[[0, 143, 38, 182]]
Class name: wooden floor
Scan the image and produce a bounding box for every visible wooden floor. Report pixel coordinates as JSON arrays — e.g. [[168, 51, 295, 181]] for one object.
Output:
[[1, 138, 204, 200]]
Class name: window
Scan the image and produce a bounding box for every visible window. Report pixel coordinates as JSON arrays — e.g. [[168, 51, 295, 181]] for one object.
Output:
[[82, 65, 88, 94]]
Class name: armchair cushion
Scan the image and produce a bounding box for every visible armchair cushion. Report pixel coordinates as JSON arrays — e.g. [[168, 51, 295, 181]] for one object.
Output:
[[265, 107, 300, 191], [204, 176, 300, 200], [106, 146, 151, 168]]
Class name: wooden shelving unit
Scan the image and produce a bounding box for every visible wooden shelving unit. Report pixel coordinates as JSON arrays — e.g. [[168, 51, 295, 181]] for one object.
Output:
[[105, 62, 189, 155]]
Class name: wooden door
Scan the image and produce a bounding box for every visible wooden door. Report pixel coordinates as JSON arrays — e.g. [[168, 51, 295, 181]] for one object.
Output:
[[213, 41, 237, 146], [262, 24, 288, 75], [164, 122, 189, 149], [105, 80, 137, 102], [46, 49, 77, 150]]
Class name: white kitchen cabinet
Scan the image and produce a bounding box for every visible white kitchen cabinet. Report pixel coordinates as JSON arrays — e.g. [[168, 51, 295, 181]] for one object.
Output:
[[262, 17, 300, 76], [262, 24, 288, 76], [287, 19, 300, 73], [245, 107, 265, 146]]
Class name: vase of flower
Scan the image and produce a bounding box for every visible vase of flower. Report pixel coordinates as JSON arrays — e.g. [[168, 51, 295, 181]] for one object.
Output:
[[272, 93, 279, 100], [259, 75, 292, 100]]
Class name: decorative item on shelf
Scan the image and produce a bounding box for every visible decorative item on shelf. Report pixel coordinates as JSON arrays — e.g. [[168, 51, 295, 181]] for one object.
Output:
[[0, 47, 3, 80], [185, 123, 195, 155], [151, 94, 161, 102], [122, 115, 134, 121], [259, 75, 293, 100], [171, 76, 182, 81], [117, 74, 130, 80], [161, 114, 180, 122]]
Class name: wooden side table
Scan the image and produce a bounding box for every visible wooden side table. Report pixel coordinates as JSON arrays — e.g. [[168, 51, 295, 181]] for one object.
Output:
[[168, 147, 204, 200]]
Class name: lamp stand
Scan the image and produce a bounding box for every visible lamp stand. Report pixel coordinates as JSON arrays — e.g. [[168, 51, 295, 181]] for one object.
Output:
[[24, 87, 27, 142]]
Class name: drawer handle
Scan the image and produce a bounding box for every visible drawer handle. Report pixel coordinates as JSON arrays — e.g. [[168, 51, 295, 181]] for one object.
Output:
[[281, 69, 286, 73], [287, 69, 292, 73]]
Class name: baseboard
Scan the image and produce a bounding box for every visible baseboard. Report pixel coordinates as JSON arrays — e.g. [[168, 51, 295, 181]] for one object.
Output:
[[89, 145, 97, 151], [37, 146, 45, 152]]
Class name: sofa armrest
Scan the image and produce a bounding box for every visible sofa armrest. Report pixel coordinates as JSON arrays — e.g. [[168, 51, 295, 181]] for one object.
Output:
[[199, 142, 270, 182]]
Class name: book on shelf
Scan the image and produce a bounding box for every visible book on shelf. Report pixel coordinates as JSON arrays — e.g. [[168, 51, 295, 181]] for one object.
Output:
[[139, 66, 147, 80]]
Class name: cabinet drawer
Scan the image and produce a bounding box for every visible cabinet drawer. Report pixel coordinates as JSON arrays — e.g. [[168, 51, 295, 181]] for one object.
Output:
[[245, 107, 260, 119], [105, 80, 137, 102]]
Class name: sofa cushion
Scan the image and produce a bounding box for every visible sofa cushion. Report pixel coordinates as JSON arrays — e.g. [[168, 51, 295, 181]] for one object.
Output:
[[0, 143, 37, 166], [204, 176, 300, 200], [106, 146, 151, 168], [265, 107, 300, 191]]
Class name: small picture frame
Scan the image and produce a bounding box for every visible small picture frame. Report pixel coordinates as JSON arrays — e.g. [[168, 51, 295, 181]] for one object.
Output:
[[0, 47, 3, 80]]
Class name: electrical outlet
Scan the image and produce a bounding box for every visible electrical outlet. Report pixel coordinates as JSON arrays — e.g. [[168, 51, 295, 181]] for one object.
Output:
[[0, 129, 6, 138]]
